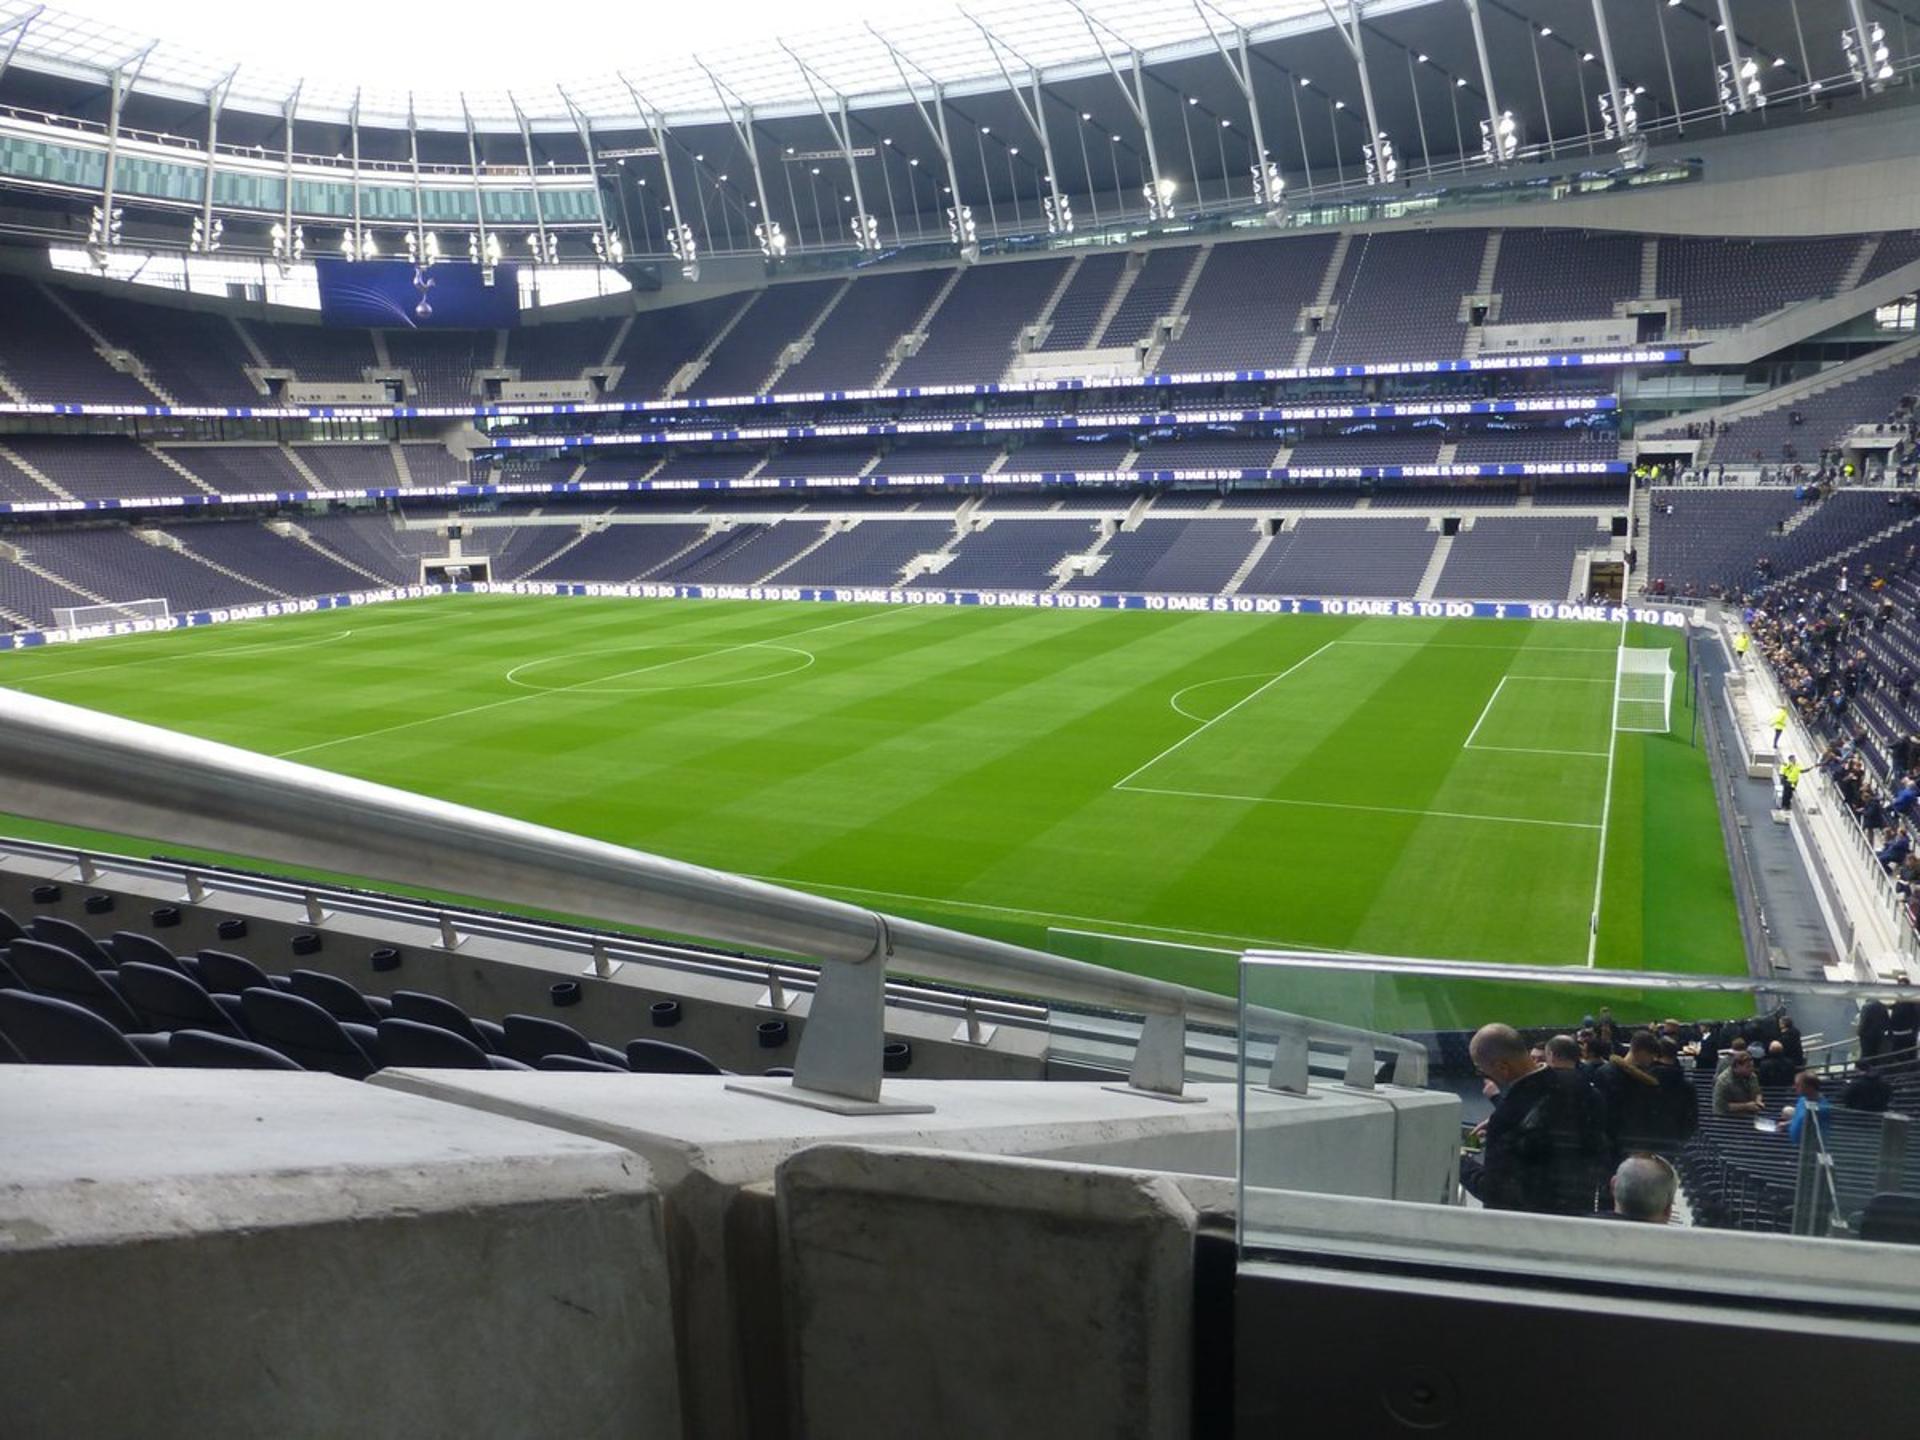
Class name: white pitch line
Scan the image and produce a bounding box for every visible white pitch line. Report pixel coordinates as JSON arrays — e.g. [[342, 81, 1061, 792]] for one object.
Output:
[[1462, 676, 1508, 751], [1467, 744, 1609, 758], [0, 627, 355, 685], [273, 607, 901, 759], [739, 872, 1361, 954], [1114, 782, 1603, 831], [1502, 675, 1614, 683], [1114, 639, 1338, 791], [1334, 640, 1622, 653]]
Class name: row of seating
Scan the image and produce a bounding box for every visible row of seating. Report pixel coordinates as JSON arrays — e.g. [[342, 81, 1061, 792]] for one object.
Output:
[[0, 908, 728, 1079]]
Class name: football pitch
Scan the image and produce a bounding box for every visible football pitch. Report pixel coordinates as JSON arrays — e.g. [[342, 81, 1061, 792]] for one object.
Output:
[[0, 593, 1747, 1027]]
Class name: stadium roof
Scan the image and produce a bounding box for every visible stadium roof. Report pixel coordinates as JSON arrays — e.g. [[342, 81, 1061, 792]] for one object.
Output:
[[0, 0, 1358, 128]]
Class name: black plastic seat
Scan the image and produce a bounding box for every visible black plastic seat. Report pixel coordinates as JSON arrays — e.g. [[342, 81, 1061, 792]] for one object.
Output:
[[289, 969, 392, 1025], [376, 1018, 530, 1071], [109, 930, 189, 974], [196, 949, 280, 996], [6, 939, 144, 1031], [0, 989, 163, 1065], [390, 990, 506, 1054], [626, 1038, 724, 1075], [168, 1029, 305, 1071], [537, 1054, 628, 1073], [0, 906, 23, 946], [501, 1013, 627, 1070], [116, 961, 248, 1039], [239, 988, 377, 1079], [1860, 1192, 1920, 1246], [27, 915, 115, 970]]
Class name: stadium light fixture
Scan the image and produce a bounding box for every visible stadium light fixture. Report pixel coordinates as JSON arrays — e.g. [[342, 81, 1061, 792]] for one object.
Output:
[[1478, 110, 1518, 163], [1416, 53, 1429, 63], [945, 203, 978, 261], [755, 219, 789, 258], [1250, 160, 1284, 208], [1539, 26, 1552, 37], [1455, 76, 1468, 87], [851, 212, 881, 252], [1142, 175, 1178, 221], [1717, 55, 1766, 112], [1843, 22, 1895, 90], [1362, 131, 1397, 186], [1597, 87, 1639, 141], [1042, 190, 1073, 235], [87, 204, 123, 250], [189, 215, 222, 254]]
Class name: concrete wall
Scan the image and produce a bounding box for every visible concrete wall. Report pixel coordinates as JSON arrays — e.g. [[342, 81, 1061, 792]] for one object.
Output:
[[0, 1068, 682, 1440]]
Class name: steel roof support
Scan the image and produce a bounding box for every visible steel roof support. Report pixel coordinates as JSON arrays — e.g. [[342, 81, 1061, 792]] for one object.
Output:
[[200, 67, 236, 258], [868, 32, 969, 254], [557, 87, 617, 266], [698, 62, 779, 256], [1064, 0, 1168, 219], [1716, 0, 1751, 110], [1652, 0, 1684, 137], [1404, 49, 1432, 175], [785, 46, 877, 252], [460, 96, 491, 268], [1528, 26, 1555, 152], [1195, 2, 1277, 208], [969, 16, 1068, 231], [278, 83, 300, 270], [619, 75, 693, 274], [1461, 0, 1507, 161], [1318, 0, 1387, 182], [348, 90, 364, 257], [1845, 0, 1878, 96], [1285, 68, 1316, 196], [97, 43, 154, 258], [0, 7, 45, 90], [1590, 0, 1628, 128], [406, 96, 426, 259], [512, 97, 549, 264]]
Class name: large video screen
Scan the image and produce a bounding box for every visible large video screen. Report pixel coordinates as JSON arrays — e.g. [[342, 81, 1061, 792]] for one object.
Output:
[[314, 258, 520, 329]]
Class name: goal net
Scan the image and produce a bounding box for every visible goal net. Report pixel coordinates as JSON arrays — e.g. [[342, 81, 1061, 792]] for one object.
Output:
[[1614, 646, 1674, 733], [52, 599, 171, 631]]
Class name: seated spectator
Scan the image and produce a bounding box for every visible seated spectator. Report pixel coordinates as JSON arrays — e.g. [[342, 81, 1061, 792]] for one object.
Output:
[[1774, 1012, 1805, 1067], [1595, 1030, 1697, 1160], [1458, 1024, 1607, 1216], [1717, 1035, 1753, 1074], [1841, 1059, 1893, 1113], [1609, 1155, 1678, 1224], [1757, 1040, 1799, 1088], [1783, 1070, 1832, 1143], [1713, 1049, 1766, 1117], [1878, 829, 1911, 870]]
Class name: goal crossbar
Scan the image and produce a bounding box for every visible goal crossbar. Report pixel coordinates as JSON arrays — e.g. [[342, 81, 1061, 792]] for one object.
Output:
[[52, 599, 171, 630], [1614, 645, 1673, 734]]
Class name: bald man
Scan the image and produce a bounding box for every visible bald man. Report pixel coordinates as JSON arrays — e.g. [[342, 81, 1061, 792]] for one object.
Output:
[[1459, 1023, 1606, 1216], [1610, 1155, 1678, 1224]]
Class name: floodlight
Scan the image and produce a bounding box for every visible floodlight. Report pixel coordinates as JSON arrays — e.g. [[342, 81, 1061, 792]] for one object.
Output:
[[360, 232, 379, 259], [1363, 132, 1398, 186], [1251, 161, 1285, 206], [1042, 192, 1073, 235], [340, 230, 357, 258], [189, 215, 222, 254], [1597, 88, 1639, 140], [1844, 22, 1895, 89], [852, 213, 881, 253], [755, 220, 789, 258], [1455, 76, 1468, 88], [1479, 110, 1519, 164]]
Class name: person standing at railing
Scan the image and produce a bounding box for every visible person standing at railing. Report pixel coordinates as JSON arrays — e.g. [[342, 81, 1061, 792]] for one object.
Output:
[[1779, 756, 1804, 812], [1783, 1070, 1832, 1144], [1734, 629, 1751, 667], [1771, 704, 1789, 750]]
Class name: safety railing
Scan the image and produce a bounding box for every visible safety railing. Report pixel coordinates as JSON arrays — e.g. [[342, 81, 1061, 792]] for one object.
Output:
[[0, 685, 1422, 1106]]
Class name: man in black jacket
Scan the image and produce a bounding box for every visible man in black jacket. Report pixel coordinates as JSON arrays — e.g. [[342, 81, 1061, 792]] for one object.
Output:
[[1593, 1031, 1698, 1161], [1460, 1024, 1607, 1215]]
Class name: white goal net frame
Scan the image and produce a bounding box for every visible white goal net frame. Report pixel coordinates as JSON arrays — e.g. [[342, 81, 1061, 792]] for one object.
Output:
[[52, 599, 172, 630], [1614, 645, 1674, 733]]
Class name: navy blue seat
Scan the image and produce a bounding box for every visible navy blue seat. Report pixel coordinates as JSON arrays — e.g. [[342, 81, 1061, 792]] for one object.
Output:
[[6, 939, 144, 1031], [502, 1013, 628, 1070], [0, 989, 164, 1065], [168, 1029, 305, 1070], [116, 961, 248, 1039], [196, 949, 281, 996], [390, 990, 507, 1054], [289, 969, 392, 1025], [376, 1018, 531, 1071], [28, 916, 115, 970], [109, 930, 189, 974], [537, 1054, 628, 1073], [626, 1038, 724, 1075], [1859, 1193, 1920, 1246], [0, 907, 23, 946], [239, 988, 377, 1079]]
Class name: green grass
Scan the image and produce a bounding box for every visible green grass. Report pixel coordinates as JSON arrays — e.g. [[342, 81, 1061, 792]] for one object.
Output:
[[0, 594, 1745, 1027]]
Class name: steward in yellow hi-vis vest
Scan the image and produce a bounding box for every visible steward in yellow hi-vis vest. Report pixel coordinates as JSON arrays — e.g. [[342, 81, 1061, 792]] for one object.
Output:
[[1779, 757, 1804, 810], [1770, 706, 1788, 746]]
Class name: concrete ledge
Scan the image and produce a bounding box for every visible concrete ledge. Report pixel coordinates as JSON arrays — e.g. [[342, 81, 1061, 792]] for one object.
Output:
[[0, 1069, 680, 1440], [780, 1145, 1201, 1440]]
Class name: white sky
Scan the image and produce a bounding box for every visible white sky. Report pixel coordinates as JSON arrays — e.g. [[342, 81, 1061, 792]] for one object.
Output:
[[51, 0, 967, 93]]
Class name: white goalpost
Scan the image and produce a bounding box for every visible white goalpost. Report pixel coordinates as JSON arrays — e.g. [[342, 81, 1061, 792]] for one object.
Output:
[[51, 599, 172, 630], [1614, 645, 1675, 734]]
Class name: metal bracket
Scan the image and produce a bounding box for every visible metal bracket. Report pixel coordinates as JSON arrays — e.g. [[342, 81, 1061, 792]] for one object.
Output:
[[302, 891, 330, 927], [1266, 1019, 1312, 1096], [436, 913, 465, 951], [181, 871, 209, 905], [583, 938, 624, 979], [951, 999, 998, 1047], [758, 964, 793, 1012]]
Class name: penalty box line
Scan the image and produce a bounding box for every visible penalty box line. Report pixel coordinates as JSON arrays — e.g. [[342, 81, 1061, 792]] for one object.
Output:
[[1463, 673, 1613, 759]]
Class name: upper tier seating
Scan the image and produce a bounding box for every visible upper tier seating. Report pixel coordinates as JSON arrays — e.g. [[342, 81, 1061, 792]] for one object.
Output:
[[1286, 433, 1445, 467], [507, 316, 621, 382], [1037, 254, 1128, 351], [687, 280, 843, 398], [877, 442, 1005, 476], [296, 513, 439, 584], [1001, 438, 1132, 473], [1710, 355, 1920, 465], [1132, 434, 1286, 471], [891, 259, 1071, 388], [292, 445, 403, 491], [527, 524, 706, 582], [605, 297, 744, 400], [762, 447, 878, 480], [1492, 230, 1642, 323], [386, 331, 481, 405], [665, 522, 828, 584], [1646, 488, 1912, 596], [1154, 235, 1339, 374], [776, 518, 953, 587], [0, 275, 155, 405], [1238, 518, 1437, 597], [245, 320, 377, 383], [1101, 246, 1199, 350], [63, 289, 261, 406], [1451, 427, 1621, 463], [1429, 517, 1603, 602], [1658, 237, 1861, 331], [3, 437, 189, 502], [778, 268, 953, 394], [1315, 230, 1485, 364], [1066, 518, 1259, 594], [162, 522, 367, 597], [159, 446, 309, 495], [1862, 230, 1920, 285]]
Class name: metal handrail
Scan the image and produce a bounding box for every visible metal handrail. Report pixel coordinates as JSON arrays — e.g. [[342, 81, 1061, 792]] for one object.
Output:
[[0, 685, 1421, 1102]]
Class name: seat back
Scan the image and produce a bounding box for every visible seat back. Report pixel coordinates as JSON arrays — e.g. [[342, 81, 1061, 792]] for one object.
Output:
[[109, 930, 187, 973], [6, 939, 144, 1031], [239, 988, 374, 1079], [27, 916, 115, 970], [502, 1013, 594, 1067], [116, 961, 243, 1037], [289, 969, 382, 1024], [376, 1018, 492, 1070], [1860, 1192, 1920, 1246], [626, 1038, 724, 1075], [0, 989, 153, 1065], [169, 1029, 305, 1070], [196, 949, 275, 995], [390, 990, 493, 1052], [0, 906, 23, 946]]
